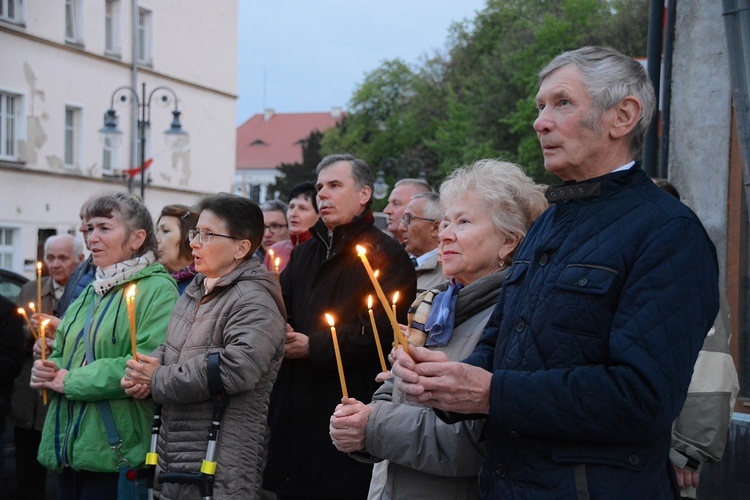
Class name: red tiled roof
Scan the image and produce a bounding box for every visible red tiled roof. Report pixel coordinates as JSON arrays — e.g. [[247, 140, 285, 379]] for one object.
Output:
[[236, 110, 343, 170]]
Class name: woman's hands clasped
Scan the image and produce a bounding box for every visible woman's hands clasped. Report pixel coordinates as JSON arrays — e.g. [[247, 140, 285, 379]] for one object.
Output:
[[121, 353, 161, 400]]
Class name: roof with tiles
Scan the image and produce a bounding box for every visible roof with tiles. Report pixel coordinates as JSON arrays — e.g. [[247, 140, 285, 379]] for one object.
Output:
[[236, 108, 344, 170]]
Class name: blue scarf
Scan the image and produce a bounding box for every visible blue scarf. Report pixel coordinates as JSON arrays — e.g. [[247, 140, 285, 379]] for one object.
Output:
[[423, 279, 464, 347]]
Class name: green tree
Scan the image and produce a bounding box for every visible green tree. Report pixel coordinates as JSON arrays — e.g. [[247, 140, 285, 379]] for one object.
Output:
[[323, 0, 649, 185]]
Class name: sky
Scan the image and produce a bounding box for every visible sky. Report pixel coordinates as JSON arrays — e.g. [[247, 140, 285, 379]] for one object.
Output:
[[236, 0, 488, 124]]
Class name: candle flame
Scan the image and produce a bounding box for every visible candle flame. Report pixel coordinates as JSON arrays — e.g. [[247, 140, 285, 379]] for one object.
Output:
[[29, 302, 35, 312], [367, 295, 373, 310], [37, 262, 42, 271], [374, 270, 380, 278], [356, 245, 366, 256], [17, 307, 24, 315], [41, 318, 51, 328], [126, 283, 137, 299], [325, 313, 335, 327], [269, 249, 275, 258], [392, 291, 399, 305], [274, 257, 281, 266]]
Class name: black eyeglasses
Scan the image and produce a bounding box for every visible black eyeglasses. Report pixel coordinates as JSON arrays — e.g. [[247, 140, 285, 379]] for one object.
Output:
[[188, 229, 236, 244], [401, 213, 436, 226], [264, 223, 288, 234]]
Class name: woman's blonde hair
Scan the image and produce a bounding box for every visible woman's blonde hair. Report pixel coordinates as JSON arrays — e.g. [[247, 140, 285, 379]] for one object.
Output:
[[439, 159, 548, 259]]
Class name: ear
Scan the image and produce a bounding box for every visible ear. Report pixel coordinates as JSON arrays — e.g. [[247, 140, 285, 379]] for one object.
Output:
[[129, 229, 147, 253], [498, 233, 521, 264], [359, 185, 372, 207], [430, 220, 441, 240], [77, 254, 85, 264], [608, 96, 642, 140], [235, 239, 252, 261]]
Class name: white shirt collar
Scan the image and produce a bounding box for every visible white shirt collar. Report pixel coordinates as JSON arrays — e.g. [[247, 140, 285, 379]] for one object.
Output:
[[416, 248, 438, 267]]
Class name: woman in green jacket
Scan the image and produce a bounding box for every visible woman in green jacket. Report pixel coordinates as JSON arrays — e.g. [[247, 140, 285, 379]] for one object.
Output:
[[31, 192, 178, 499]]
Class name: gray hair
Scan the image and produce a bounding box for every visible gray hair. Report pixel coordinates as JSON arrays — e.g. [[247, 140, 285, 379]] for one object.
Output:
[[395, 178, 434, 193], [539, 46, 656, 158], [439, 159, 548, 258], [85, 192, 157, 256], [316, 154, 374, 208], [44, 234, 84, 259], [261, 199, 289, 222], [411, 191, 442, 221]]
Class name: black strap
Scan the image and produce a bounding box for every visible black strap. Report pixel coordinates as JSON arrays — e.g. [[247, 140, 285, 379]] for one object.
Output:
[[206, 352, 223, 397]]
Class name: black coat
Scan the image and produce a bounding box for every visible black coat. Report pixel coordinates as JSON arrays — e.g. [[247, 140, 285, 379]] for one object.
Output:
[[0, 294, 25, 421], [264, 211, 416, 498]]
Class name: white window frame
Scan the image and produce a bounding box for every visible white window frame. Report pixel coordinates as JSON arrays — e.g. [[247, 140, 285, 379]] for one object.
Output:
[[104, 0, 121, 56], [0, 225, 22, 272], [64, 105, 82, 170], [0, 90, 23, 161], [65, 0, 84, 45], [101, 109, 120, 175], [136, 7, 153, 65], [0, 0, 25, 24]]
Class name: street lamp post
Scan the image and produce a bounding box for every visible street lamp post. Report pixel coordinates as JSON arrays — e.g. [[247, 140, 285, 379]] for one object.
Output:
[[99, 83, 188, 201]]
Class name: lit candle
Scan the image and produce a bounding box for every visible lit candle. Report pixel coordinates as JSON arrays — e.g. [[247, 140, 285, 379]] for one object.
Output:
[[17, 307, 38, 340], [325, 313, 348, 398], [274, 256, 281, 274], [36, 262, 42, 316], [391, 291, 400, 348], [268, 249, 275, 271], [355, 246, 409, 352], [40, 318, 50, 405], [367, 296, 388, 373], [126, 284, 138, 359], [29, 302, 36, 313]]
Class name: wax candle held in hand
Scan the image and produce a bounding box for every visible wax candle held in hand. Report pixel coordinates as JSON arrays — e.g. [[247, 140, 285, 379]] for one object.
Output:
[[125, 284, 138, 359], [325, 313, 348, 398], [367, 295, 388, 372]]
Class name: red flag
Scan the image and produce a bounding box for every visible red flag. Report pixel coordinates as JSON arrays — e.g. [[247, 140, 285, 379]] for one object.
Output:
[[125, 158, 153, 178]]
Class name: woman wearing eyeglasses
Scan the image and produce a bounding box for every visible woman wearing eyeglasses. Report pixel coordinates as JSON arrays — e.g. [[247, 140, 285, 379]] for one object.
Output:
[[122, 193, 287, 499], [263, 182, 319, 274], [329, 160, 549, 499]]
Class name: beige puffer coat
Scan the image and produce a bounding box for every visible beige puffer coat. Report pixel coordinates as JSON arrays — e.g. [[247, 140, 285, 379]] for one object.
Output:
[[150, 258, 286, 500]]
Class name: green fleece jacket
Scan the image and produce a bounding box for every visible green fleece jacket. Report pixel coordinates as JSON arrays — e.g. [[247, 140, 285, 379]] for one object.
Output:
[[38, 263, 178, 472]]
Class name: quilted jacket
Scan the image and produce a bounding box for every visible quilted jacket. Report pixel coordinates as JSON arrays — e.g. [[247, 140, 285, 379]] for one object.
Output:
[[150, 257, 286, 500], [464, 166, 719, 499]]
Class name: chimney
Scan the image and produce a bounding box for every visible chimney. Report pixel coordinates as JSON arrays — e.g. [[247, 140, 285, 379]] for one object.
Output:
[[331, 106, 343, 119], [264, 108, 275, 121]]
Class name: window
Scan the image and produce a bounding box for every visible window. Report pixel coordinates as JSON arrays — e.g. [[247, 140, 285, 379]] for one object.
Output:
[[104, 0, 121, 55], [0, 227, 19, 269], [64, 106, 81, 169], [0, 91, 21, 160], [137, 7, 152, 65], [102, 135, 120, 175], [65, 0, 83, 45], [0, 0, 24, 24]]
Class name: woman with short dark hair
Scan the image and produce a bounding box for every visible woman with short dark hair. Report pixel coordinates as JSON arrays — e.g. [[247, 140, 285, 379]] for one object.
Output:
[[123, 193, 287, 499]]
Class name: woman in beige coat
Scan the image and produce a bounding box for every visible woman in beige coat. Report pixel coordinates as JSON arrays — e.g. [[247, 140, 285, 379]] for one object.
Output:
[[122, 193, 287, 499]]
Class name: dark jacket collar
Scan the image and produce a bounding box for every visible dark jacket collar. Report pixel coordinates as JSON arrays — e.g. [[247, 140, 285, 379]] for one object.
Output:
[[545, 162, 643, 203], [310, 210, 375, 259]]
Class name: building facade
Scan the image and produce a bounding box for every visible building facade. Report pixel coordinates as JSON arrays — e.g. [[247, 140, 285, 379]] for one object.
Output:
[[0, 0, 238, 277]]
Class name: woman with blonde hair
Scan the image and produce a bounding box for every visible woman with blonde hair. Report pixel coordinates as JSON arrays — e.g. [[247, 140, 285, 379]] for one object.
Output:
[[330, 159, 548, 499]]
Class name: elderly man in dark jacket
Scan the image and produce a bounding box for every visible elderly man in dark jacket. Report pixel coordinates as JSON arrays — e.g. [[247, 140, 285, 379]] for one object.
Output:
[[264, 154, 416, 499], [393, 46, 719, 499]]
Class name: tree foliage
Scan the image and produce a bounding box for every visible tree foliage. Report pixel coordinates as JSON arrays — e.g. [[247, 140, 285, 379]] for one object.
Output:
[[318, 0, 649, 185]]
